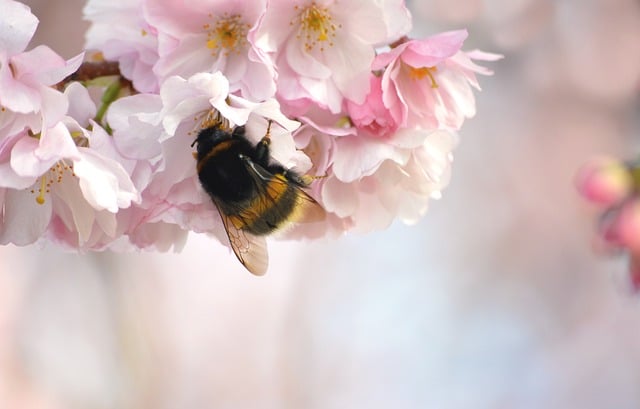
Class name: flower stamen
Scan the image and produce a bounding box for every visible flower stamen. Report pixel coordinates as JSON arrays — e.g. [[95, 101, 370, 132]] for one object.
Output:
[[30, 161, 76, 205], [203, 13, 249, 57], [410, 66, 439, 88], [293, 2, 339, 52], [35, 175, 47, 204]]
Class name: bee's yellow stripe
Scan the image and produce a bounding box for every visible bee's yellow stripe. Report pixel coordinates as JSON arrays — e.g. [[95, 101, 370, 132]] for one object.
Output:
[[233, 174, 290, 230], [196, 139, 234, 173]]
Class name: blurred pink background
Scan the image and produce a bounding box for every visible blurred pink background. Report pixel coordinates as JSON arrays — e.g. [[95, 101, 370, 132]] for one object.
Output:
[[2, 0, 640, 408]]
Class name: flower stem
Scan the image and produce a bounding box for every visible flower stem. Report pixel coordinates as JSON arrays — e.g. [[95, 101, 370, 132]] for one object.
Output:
[[95, 79, 122, 125]]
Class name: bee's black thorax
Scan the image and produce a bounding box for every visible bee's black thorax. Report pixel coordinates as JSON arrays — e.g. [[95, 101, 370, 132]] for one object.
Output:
[[196, 126, 258, 204]]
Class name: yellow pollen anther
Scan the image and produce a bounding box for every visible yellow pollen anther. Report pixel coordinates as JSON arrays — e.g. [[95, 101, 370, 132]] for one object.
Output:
[[36, 176, 47, 204], [336, 116, 352, 128], [204, 13, 248, 56], [410, 66, 439, 88], [295, 2, 339, 52], [32, 161, 76, 204], [308, 8, 328, 40]]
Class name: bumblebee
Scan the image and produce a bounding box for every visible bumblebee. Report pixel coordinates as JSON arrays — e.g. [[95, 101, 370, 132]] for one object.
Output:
[[192, 120, 324, 275]]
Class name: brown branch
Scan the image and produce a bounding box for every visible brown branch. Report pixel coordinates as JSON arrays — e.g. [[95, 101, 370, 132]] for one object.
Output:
[[389, 36, 410, 49], [56, 60, 133, 90]]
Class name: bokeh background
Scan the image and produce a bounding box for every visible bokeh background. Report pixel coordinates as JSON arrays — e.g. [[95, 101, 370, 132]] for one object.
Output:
[[2, 0, 640, 408]]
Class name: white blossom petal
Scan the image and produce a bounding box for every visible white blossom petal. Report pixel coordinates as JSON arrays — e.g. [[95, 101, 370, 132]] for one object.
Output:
[[0, 187, 51, 245]]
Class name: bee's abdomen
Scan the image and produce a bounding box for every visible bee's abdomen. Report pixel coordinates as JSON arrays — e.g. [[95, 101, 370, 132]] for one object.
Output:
[[229, 173, 300, 236]]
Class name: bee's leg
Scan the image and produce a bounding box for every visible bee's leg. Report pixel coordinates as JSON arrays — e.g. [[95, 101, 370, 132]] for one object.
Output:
[[281, 169, 304, 185], [254, 120, 273, 166], [283, 171, 325, 187]]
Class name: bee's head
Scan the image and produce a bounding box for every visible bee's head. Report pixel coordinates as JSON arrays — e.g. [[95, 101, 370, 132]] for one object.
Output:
[[192, 124, 241, 158]]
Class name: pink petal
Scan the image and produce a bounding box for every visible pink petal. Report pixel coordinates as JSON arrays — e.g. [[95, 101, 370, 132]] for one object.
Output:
[[144, 0, 210, 38], [36, 122, 81, 162], [401, 30, 468, 67], [109, 94, 164, 160], [332, 134, 409, 183], [40, 85, 70, 128], [322, 35, 373, 104], [0, 161, 35, 189], [10, 135, 46, 177], [74, 149, 139, 212], [10, 45, 64, 83], [0, 187, 51, 245], [251, 0, 296, 53], [617, 199, 640, 251], [64, 82, 96, 125], [0, 60, 41, 113], [0, 0, 39, 55], [285, 36, 332, 79], [11, 123, 80, 178], [321, 176, 358, 218], [51, 175, 96, 245]]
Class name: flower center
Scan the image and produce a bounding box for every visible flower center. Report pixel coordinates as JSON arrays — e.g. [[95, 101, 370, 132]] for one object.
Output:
[[30, 161, 76, 205], [294, 2, 339, 52], [203, 13, 249, 56], [409, 66, 439, 88]]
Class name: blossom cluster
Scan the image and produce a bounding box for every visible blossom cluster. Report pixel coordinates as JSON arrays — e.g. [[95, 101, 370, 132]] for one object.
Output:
[[576, 156, 640, 289], [0, 0, 499, 257]]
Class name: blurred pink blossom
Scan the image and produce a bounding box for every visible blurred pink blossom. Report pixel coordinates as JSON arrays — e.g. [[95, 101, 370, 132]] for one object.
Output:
[[575, 156, 633, 206], [577, 155, 640, 290]]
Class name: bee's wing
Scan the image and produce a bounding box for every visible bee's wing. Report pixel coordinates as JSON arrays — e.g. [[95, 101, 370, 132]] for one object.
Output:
[[242, 156, 326, 225], [288, 187, 325, 224], [214, 199, 269, 276]]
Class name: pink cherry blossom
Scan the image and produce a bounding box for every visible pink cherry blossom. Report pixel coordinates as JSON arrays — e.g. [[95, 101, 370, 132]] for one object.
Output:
[[346, 74, 401, 139], [320, 129, 457, 232], [0, 124, 137, 247], [84, 0, 160, 93], [144, 0, 275, 100], [0, 84, 139, 247], [253, 0, 411, 113], [0, 0, 83, 131], [291, 107, 456, 234], [108, 92, 164, 162], [0, 0, 38, 56], [576, 154, 640, 291], [374, 30, 501, 130], [575, 156, 633, 206], [0, 0, 501, 259]]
